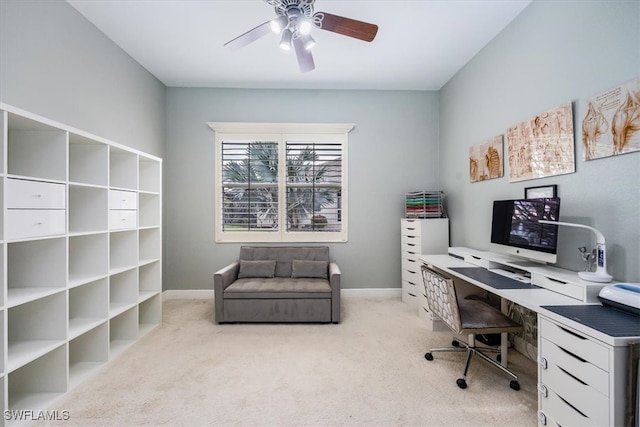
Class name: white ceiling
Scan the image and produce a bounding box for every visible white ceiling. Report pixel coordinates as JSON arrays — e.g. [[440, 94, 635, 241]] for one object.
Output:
[[67, 0, 532, 91]]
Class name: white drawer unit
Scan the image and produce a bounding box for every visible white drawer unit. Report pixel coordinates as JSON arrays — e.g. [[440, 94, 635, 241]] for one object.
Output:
[[109, 209, 137, 230], [109, 190, 137, 230], [6, 178, 66, 209], [6, 209, 66, 240], [109, 189, 137, 210], [537, 316, 629, 427], [400, 218, 449, 328]]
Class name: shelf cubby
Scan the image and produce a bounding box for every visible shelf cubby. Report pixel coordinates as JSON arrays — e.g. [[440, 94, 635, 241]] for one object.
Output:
[[139, 227, 160, 264], [139, 261, 161, 301], [69, 133, 109, 186], [139, 157, 161, 193], [8, 345, 67, 412], [139, 192, 161, 228], [109, 230, 138, 273], [7, 113, 67, 181], [69, 323, 108, 389], [109, 147, 137, 190], [69, 279, 108, 340], [69, 185, 108, 233], [7, 238, 66, 307], [109, 269, 138, 318], [7, 292, 67, 372], [138, 294, 161, 336], [69, 233, 108, 288], [109, 307, 138, 358]]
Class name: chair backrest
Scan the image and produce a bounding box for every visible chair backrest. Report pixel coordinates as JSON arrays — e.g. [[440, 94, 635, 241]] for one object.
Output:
[[421, 265, 463, 334]]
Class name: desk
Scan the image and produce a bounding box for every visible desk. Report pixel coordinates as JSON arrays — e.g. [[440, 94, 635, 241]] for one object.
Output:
[[420, 251, 640, 427]]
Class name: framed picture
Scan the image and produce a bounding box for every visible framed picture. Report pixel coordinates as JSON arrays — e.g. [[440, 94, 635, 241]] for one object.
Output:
[[524, 184, 557, 199]]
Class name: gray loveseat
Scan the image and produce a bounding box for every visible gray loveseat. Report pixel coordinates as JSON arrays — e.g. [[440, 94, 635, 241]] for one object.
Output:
[[214, 246, 340, 323]]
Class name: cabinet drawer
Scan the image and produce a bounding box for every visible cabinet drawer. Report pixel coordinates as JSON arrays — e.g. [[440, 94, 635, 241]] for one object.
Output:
[[109, 190, 137, 210], [6, 209, 66, 239], [401, 287, 419, 306], [109, 210, 137, 230], [540, 360, 608, 424], [401, 234, 421, 246], [540, 337, 609, 396], [401, 242, 420, 253], [401, 219, 421, 234], [401, 257, 421, 271], [402, 268, 421, 284], [533, 274, 583, 300], [6, 178, 65, 209], [539, 317, 609, 370], [539, 386, 607, 427]]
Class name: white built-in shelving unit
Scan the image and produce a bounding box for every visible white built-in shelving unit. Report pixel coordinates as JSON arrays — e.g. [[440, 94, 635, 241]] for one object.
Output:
[[0, 103, 162, 421]]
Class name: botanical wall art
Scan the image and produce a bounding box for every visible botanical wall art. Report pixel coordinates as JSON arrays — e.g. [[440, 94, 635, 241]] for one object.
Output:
[[506, 102, 575, 182], [580, 77, 640, 161], [469, 135, 503, 182]]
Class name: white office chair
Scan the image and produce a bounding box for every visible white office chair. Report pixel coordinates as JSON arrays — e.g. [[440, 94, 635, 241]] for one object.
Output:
[[421, 265, 523, 390]]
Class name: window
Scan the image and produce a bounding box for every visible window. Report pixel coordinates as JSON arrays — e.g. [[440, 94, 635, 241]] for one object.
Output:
[[208, 123, 353, 243]]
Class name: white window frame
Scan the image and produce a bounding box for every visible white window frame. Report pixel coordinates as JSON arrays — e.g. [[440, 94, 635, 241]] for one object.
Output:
[[208, 122, 353, 243]]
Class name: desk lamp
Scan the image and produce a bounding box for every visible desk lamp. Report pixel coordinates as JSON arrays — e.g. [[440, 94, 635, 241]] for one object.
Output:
[[539, 220, 612, 283]]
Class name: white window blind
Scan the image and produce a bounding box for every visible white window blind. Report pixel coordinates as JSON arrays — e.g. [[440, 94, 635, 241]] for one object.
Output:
[[209, 122, 353, 243]]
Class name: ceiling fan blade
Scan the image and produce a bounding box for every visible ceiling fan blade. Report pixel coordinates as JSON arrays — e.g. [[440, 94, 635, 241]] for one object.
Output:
[[224, 21, 272, 50], [292, 37, 315, 73], [313, 12, 378, 42]]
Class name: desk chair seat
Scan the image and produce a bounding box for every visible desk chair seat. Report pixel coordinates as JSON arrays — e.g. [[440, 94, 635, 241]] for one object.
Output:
[[421, 265, 523, 390]]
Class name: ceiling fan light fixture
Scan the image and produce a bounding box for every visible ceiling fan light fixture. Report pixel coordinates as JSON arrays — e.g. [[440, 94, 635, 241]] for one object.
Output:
[[298, 18, 312, 35], [270, 15, 288, 34], [302, 34, 315, 50], [279, 28, 293, 50]]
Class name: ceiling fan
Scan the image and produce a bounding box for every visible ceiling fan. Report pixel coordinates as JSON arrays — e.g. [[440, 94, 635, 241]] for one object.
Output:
[[224, 0, 378, 72]]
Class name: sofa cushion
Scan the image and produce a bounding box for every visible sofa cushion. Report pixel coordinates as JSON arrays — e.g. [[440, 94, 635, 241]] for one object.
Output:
[[237, 260, 276, 278], [239, 246, 329, 277], [224, 277, 331, 299], [291, 259, 328, 279]]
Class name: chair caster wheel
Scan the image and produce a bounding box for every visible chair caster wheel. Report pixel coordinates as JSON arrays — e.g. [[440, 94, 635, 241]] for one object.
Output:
[[452, 340, 460, 347], [425, 353, 434, 361], [510, 380, 520, 391], [456, 378, 467, 389]]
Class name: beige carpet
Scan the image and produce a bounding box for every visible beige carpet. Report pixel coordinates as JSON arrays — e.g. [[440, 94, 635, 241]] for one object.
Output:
[[41, 297, 537, 426]]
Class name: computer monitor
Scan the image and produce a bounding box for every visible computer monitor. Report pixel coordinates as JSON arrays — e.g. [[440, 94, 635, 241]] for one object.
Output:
[[490, 197, 561, 265]]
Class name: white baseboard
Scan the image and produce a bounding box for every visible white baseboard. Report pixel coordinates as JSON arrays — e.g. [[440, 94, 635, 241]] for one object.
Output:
[[162, 288, 401, 300]]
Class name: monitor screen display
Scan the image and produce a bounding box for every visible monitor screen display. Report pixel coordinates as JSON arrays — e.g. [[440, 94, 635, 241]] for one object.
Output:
[[490, 198, 561, 264]]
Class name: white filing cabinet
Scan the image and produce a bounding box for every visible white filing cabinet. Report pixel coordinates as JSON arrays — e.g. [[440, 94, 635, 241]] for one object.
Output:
[[400, 218, 449, 327], [537, 316, 629, 426]]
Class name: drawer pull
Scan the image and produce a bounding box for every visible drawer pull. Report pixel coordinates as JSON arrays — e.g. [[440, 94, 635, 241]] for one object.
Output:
[[537, 411, 547, 425], [558, 325, 587, 340], [557, 345, 587, 363], [36, 194, 43, 198], [538, 357, 548, 369], [558, 366, 587, 385], [537, 383, 548, 397], [557, 394, 588, 419], [408, 292, 416, 297], [547, 277, 567, 284]]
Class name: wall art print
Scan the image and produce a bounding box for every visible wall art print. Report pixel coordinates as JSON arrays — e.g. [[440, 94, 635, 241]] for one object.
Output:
[[506, 102, 575, 183], [469, 135, 503, 182], [580, 77, 640, 161]]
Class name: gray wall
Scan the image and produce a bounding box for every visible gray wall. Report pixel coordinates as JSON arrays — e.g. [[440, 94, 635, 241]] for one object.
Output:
[[440, 0, 640, 282], [164, 88, 440, 290], [0, 0, 165, 157]]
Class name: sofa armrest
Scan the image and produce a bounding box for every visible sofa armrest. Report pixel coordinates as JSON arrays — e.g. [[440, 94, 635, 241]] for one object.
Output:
[[213, 261, 239, 323], [329, 262, 341, 323]]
